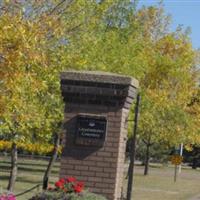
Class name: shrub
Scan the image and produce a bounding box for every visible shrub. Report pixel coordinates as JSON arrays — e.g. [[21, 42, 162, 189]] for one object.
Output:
[[30, 177, 107, 200], [29, 191, 107, 200]]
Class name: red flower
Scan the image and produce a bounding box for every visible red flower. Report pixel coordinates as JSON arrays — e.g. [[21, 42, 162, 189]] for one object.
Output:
[[73, 185, 83, 193], [55, 181, 64, 189], [54, 176, 84, 194], [66, 177, 76, 183], [77, 181, 84, 188], [59, 178, 65, 183]]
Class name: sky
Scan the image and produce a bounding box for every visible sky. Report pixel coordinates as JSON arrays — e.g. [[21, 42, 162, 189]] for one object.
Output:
[[137, 0, 200, 49]]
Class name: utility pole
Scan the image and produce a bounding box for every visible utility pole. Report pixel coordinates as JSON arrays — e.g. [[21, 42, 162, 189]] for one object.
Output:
[[178, 143, 183, 174], [126, 93, 140, 200], [174, 164, 178, 182]]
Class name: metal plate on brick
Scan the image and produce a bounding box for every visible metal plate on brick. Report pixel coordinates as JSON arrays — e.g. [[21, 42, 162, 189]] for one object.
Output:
[[75, 115, 107, 146]]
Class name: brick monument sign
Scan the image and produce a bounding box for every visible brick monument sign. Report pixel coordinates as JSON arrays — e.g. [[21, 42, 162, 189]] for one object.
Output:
[[60, 71, 139, 200]]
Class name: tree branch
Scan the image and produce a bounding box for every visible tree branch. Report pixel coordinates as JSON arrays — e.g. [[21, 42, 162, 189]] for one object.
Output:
[[48, 0, 74, 16]]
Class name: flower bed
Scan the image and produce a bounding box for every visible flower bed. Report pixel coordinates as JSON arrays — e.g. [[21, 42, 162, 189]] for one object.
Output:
[[30, 177, 107, 200], [54, 177, 84, 194], [0, 193, 16, 200]]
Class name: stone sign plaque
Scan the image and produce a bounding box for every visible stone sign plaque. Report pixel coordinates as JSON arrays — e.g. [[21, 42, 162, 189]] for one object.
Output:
[[75, 115, 107, 146]]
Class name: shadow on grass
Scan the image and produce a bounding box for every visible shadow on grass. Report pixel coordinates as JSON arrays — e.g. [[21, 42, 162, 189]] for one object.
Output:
[[0, 160, 60, 168], [0, 161, 10, 164], [18, 166, 59, 174], [17, 162, 60, 168], [16, 177, 42, 184], [0, 175, 9, 180], [0, 175, 55, 185], [149, 164, 164, 169], [1, 175, 42, 184], [0, 165, 59, 174], [0, 165, 11, 170]]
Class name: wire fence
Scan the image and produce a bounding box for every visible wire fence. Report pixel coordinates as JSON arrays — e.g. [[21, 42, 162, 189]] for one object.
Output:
[[0, 154, 60, 199]]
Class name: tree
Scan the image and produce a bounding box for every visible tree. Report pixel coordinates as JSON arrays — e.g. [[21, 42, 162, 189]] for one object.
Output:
[[1, 0, 136, 190], [1, 0, 199, 192], [137, 10, 199, 174], [57, 1, 200, 176], [0, 9, 64, 191]]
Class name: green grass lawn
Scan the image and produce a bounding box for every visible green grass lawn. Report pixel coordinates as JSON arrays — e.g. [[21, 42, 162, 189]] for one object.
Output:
[[0, 156, 200, 200], [0, 156, 59, 200], [131, 165, 200, 200]]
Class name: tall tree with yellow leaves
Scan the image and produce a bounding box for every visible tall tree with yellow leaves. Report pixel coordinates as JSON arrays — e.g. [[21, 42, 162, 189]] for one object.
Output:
[[0, 9, 64, 191]]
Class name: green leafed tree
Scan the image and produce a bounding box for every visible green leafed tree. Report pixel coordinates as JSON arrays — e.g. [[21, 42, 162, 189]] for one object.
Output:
[[0, 9, 65, 191], [1, 0, 138, 190], [135, 5, 199, 175], [0, 0, 199, 192]]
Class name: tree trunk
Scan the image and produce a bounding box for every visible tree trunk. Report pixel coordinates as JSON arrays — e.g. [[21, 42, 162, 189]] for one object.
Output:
[[43, 133, 60, 190], [192, 158, 197, 169], [144, 143, 150, 175], [7, 142, 18, 192]]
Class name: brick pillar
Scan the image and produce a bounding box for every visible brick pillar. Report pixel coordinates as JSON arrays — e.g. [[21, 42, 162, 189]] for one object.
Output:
[[60, 71, 139, 200]]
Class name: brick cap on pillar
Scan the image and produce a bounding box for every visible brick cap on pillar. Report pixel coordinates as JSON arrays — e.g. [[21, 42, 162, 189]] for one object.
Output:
[[61, 70, 139, 88], [60, 70, 139, 108]]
